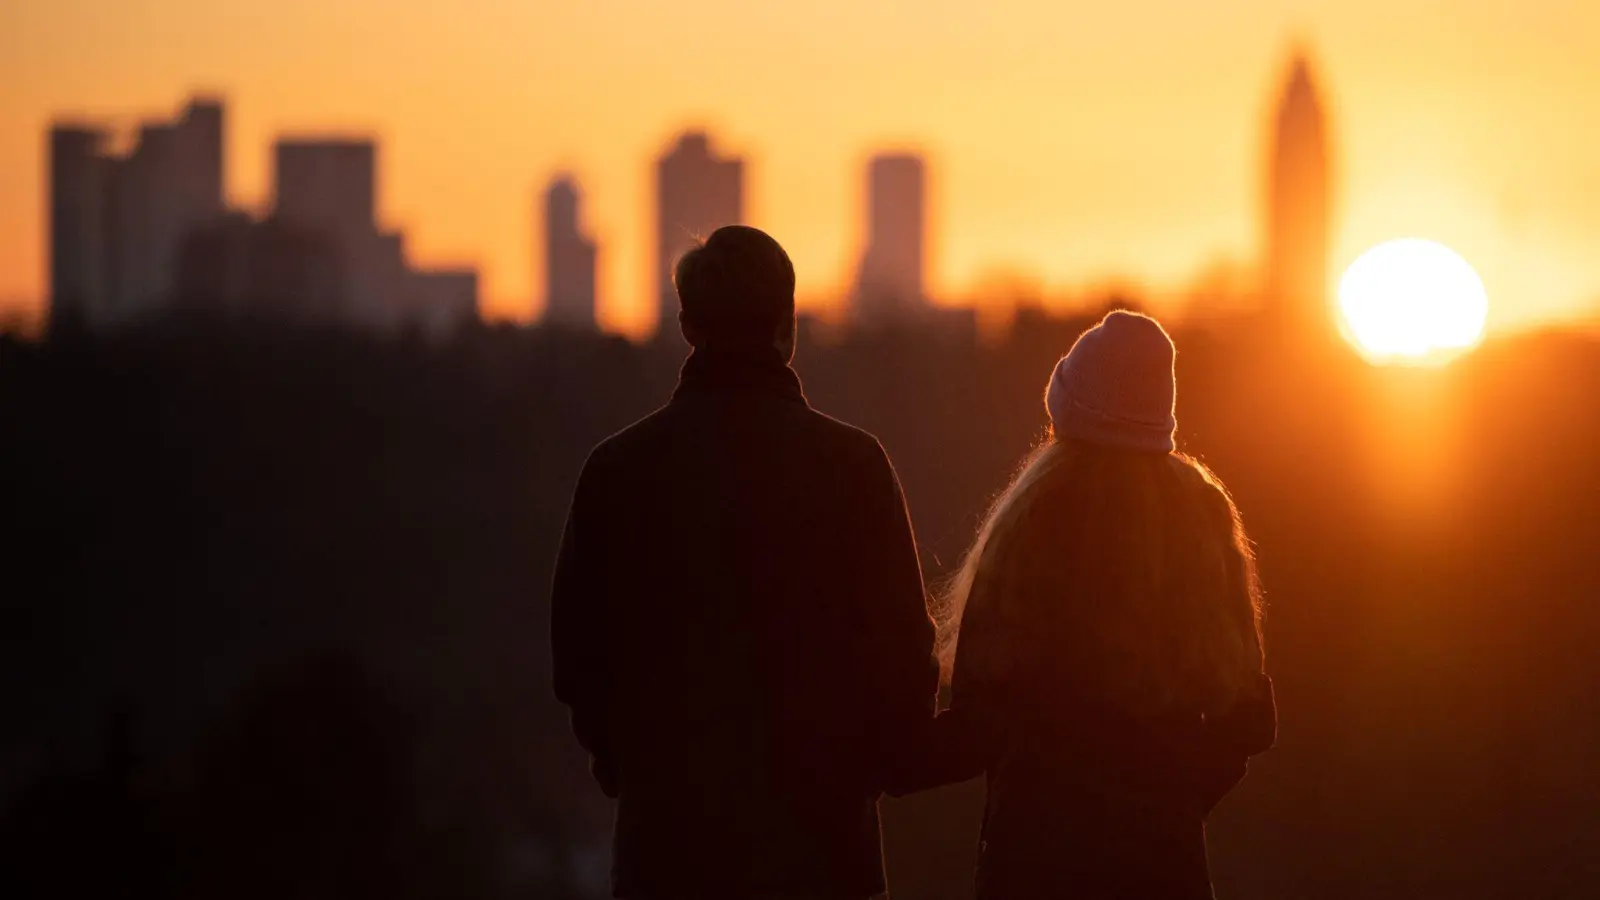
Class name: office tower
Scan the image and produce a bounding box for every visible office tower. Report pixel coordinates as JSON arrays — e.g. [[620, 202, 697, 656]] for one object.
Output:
[[655, 131, 743, 337], [853, 153, 928, 325], [273, 139, 376, 239], [110, 122, 180, 319], [176, 98, 225, 228], [272, 138, 380, 322], [48, 126, 112, 332], [543, 176, 598, 331], [49, 97, 226, 330], [1265, 51, 1332, 335]]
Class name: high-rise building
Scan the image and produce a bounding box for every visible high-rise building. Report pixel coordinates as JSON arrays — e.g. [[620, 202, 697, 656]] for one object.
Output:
[[49, 97, 226, 331], [111, 122, 179, 320], [543, 176, 597, 331], [48, 126, 112, 332], [655, 131, 743, 337], [853, 153, 928, 325], [272, 139, 380, 323], [273, 139, 376, 239], [1265, 52, 1332, 335], [175, 99, 225, 231]]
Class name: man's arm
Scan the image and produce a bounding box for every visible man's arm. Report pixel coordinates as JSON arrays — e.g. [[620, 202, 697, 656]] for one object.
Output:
[[854, 443, 952, 797], [550, 450, 619, 797]]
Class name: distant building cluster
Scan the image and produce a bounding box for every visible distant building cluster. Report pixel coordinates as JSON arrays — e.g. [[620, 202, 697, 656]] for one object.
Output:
[[51, 47, 1331, 345], [49, 99, 478, 339]]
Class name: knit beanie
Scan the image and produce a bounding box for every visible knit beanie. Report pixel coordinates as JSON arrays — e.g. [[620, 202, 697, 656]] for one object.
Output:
[[1045, 310, 1177, 452]]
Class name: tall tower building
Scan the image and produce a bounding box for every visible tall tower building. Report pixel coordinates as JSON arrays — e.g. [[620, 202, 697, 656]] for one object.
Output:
[[655, 131, 743, 338], [177, 98, 225, 227], [111, 122, 180, 319], [543, 176, 598, 331], [273, 139, 377, 239], [272, 138, 383, 323], [853, 153, 928, 325], [1265, 51, 1332, 336], [48, 126, 112, 332]]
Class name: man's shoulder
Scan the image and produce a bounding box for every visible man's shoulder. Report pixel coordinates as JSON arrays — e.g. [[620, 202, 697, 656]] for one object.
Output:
[[584, 406, 674, 468], [798, 406, 892, 465]]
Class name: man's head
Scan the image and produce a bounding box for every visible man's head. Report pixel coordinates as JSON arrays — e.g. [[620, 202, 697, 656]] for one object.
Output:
[[674, 225, 797, 358]]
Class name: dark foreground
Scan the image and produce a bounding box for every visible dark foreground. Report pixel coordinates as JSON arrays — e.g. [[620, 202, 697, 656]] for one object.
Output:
[[2, 312, 1597, 899]]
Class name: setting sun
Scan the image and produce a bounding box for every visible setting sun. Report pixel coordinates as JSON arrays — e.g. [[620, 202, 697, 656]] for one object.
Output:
[[1338, 239, 1489, 365]]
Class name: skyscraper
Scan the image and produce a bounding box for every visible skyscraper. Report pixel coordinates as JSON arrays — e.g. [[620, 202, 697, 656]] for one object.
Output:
[[273, 139, 377, 239], [48, 96, 225, 331], [273, 139, 380, 323], [655, 132, 743, 337], [543, 176, 597, 331], [853, 153, 928, 325], [110, 122, 181, 320], [1265, 51, 1332, 336], [48, 126, 112, 332], [176, 99, 225, 230]]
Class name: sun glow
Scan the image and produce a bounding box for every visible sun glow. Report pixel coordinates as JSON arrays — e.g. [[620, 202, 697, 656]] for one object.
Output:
[[1338, 239, 1490, 366]]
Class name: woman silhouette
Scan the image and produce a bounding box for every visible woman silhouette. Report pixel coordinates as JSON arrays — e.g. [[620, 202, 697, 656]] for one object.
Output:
[[941, 310, 1276, 899]]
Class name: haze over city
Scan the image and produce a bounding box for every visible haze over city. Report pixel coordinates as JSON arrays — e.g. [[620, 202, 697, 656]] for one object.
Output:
[[7, 0, 1600, 338]]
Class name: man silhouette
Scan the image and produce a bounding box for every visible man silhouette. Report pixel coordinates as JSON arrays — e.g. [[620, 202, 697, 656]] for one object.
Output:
[[552, 225, 939, 899]]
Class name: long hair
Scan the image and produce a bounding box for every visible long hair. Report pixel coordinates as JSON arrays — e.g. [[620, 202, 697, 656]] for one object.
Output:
[[939, 436, 1263, 717]]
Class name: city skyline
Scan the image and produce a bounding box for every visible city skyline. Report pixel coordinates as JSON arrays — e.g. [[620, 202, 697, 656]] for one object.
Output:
[[11, 1, 1600, 337], [47, 55, 1326, 341]]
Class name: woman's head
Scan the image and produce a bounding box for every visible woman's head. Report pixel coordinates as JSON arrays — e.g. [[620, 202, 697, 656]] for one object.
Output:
[[1046, 310, 1177, 453], [941, 313, 1262, 716]]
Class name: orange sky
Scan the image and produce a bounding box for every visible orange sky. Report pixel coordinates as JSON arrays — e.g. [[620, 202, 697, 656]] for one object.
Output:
[[4, 0, 1600, 339]]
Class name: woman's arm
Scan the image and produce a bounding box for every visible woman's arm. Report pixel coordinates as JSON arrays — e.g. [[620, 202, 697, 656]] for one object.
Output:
[[1191, 673, 1277, 813]]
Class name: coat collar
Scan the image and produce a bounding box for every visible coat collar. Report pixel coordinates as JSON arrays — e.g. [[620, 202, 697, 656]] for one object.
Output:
[[672, 345, 808, 407]]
